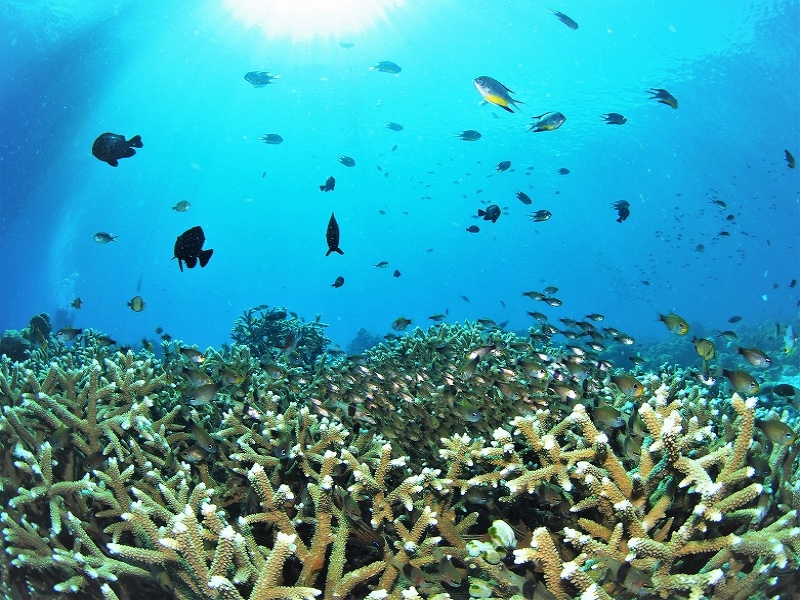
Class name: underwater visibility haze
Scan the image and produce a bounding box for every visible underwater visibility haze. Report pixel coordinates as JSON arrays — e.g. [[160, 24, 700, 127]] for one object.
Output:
[[1, 1, 800, 599]]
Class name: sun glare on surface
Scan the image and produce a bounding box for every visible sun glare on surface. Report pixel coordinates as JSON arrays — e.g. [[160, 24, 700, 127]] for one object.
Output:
[[223, 0, 406, 41]]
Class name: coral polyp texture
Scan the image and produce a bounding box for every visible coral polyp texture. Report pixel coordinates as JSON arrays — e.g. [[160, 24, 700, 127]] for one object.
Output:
[[0, 319, 798, 599]]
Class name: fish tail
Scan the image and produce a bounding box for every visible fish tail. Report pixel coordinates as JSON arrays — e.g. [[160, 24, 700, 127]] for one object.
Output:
[[129, 135, 143, 148], [319, 185, 326, 191]]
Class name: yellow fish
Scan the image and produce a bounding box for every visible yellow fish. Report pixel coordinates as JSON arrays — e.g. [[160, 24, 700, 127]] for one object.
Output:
[[692, 337, 716, 360], [722, 369, 759, 395], [658, 312, 689, 335], [756, 419, 796, 446], [610, 374, 645, 397], [473, 76, 524, 113]]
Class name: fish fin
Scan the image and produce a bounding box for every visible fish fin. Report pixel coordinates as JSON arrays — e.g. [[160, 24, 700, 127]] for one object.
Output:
[[107, 158, 119, 167], [199, 249, 213, 268], [478, 209, 486, 216], [185, 256, 198, 269], [320, 185, 326, 191], [326, 249, 333, 256], [177, 258, 184, 272], [334, 247, 344, 255], [128, 135, 143, 148], [498, 104, 514, 113]]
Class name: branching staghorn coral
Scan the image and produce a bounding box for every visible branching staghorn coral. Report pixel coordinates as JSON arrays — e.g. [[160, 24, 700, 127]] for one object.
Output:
[[0, 323, 798, 600]]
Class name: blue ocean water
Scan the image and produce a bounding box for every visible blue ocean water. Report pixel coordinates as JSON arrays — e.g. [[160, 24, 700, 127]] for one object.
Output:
[[0, 0, 798, 353]]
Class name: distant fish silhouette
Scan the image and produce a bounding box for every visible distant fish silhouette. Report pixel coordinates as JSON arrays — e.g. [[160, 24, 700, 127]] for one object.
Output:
[[326, 213, 344, 256], [173, 226, 213, 272]]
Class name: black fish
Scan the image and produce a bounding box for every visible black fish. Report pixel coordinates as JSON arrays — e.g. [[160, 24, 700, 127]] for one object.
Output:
[[785, 149, 796, 169], [91, 133, 142, 167], [331, 276, 345, 288], [244, 71, 279, 87], [611, 200, 630, 223], [173, 226, 213, 272], [601, 113, 627, 125], [326, 213, 344, 256], [478, 204, 501, 223], [466, 225, 480, 233], [550, 9, 578, 29], [320, 176, 336, 192], [393, 270, 401, 278]]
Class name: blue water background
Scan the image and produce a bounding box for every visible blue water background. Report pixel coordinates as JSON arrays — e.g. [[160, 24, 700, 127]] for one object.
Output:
[[1, 0, 798, 352]]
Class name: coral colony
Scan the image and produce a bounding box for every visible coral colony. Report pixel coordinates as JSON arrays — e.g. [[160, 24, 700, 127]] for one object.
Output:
[[0, 308, 798, 599]]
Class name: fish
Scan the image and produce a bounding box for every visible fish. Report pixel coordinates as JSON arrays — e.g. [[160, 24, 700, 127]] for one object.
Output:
[[173, 226, 213, 272], [338, 155, 355, 167], [172, 200, 191, 212], [658, 312, 689, 335], [94, 232, 118, 243], [319, 176, 336, 192], [522, 291, 546, 301], [331, 276, 345, 288], [586, 313, 604, 321], [557, 168, 570, 175], [180, 446, 208, 463], [466, 225, 480, 233], [428, 314, 446, 322], [392, 317, 412, 331], [710, 199, 727, 209], [756, 419, 797, 446], [127, 296, 145, 312], [737, 347, 771, 367], [549, 9, 578, 29], [592, 405, 626, 428], [692, 337, 716, 360], [472, 76, 524, 113], [728, 315, 742, 323], [456, 130, 482, 141], [393, 270, 401, 278], [91, 132, 143, 167], [339, 42, 354, 49], [529, 210, 552, 222], [772, 383, 796, 397], [647, 88, 678, 109], [374, 261, 389, 268], [785, 149, 795, 169], [722, 369, 760, 395], [495, 160, 511, 173], [515, 190, 533, 205], [611, 200, 630, 223], [183, 366, 212, 387], [609, 374, 645, 397], [244, 71, 279, 87], [386, 122, 404, 131], [186, 383, 220, 406], [259, 134, 283, 144], [180, 347, 206, 363], [70, 298, 82, 309], [325, 213, 344, 256], [478, 204, 501, 223], [370, 61, 402, 74], [56, 327, 82, 341], [600, 113, 627, 125], [528, 112, 566, 132], [95, 335, 116, 346], [190, 423, 217, 454]]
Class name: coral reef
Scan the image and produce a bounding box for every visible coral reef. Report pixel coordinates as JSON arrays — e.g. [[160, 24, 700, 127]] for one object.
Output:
[[230, 305, 332, 368], [0, 313, 52, 362], [0, 319, 798, 599]]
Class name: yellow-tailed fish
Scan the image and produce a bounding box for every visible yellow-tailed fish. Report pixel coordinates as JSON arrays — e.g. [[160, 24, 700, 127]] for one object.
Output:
[[190, 423, 217, 453], [658, 312, 689, 335], [473, 76, 523, 113], [722, 369, 759, 395], [646, 88, 678, 109]]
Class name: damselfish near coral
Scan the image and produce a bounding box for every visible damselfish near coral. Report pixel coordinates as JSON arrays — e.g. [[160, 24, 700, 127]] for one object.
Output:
[[0, 321, 798, 600]]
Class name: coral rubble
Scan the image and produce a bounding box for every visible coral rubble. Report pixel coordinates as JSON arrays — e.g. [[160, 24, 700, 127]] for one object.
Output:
[[0, 319, 798, 599]]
